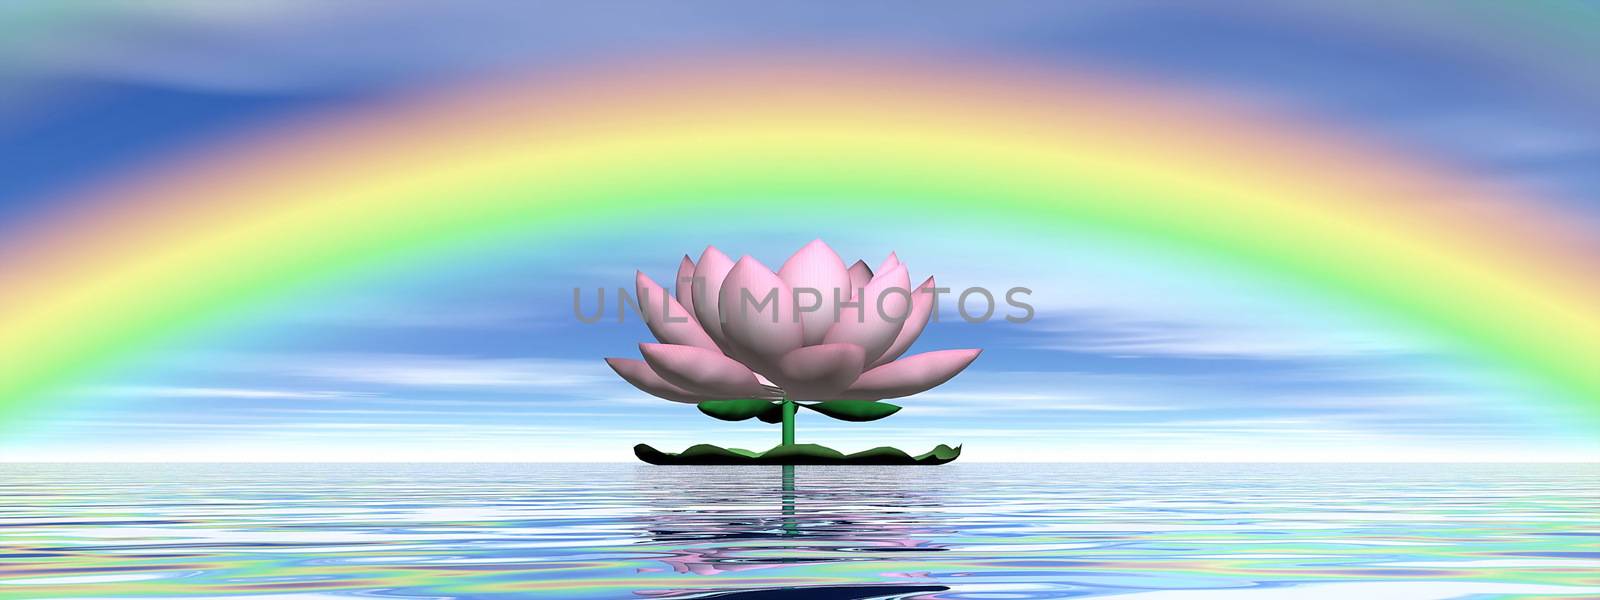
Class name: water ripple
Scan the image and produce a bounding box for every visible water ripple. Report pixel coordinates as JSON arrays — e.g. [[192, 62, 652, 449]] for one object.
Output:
[[1, 464, 1597, 599]]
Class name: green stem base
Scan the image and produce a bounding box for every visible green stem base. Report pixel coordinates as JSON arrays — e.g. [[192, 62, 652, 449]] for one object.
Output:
[[633, 442, 961, 465]]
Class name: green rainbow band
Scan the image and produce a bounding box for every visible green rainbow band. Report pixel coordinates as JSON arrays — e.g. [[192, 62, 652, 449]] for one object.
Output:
[[1, 59, 1597, 427]]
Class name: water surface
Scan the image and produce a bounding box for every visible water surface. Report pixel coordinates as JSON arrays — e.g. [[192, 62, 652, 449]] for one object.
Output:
[[2, 464, 1597, 599]]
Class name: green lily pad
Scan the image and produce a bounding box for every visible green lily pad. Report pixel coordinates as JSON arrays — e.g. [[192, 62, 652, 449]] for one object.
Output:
[[633, 442, 961, 465], [754, 402, 787, 424], [801, 400, 901, 422], [697, 399, 779, 421]]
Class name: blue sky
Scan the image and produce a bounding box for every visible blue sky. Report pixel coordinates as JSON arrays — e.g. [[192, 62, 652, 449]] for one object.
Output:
[[2, 2, 1597, 461]]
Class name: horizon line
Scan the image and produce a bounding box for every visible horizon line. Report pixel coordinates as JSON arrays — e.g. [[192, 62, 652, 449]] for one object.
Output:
[[6, 464, 1593, 467]]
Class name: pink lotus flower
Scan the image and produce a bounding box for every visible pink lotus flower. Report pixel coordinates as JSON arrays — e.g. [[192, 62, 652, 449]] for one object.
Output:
[[605, 240, 981, 403]]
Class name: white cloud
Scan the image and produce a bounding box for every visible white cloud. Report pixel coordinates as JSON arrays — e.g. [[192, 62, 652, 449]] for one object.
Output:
[[909, 390, 1178, 413], [1031, 311, 1420, 359], [88, 386, 369, 400], [282, 355, 612, 388]]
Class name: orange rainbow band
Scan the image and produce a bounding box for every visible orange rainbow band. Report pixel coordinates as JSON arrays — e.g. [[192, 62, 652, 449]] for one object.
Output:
[[2, 58, 1597, 425]]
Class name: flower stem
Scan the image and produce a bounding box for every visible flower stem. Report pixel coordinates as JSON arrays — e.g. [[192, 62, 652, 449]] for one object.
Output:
[[781, 399, 796, 447]]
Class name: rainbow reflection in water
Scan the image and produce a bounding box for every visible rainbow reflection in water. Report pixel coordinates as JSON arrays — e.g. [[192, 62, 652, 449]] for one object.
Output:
[[2, 464, 1597, 599]]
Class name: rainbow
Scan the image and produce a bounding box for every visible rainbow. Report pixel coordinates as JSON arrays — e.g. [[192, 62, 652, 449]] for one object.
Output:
[[2, 57, 1598, 427]]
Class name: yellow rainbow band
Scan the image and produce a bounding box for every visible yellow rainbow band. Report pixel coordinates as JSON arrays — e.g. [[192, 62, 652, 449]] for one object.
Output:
[[1, 59, 1596, 425]]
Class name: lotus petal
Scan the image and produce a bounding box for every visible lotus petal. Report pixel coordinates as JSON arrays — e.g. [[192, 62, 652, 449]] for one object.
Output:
[[674, 255, 698, 317], [691, 246, 737, 349], [875, 252, 900, 276], [605, 358, 707, 403], [636, 272, 718, 351], [823, 264, 910, 363], [718, 256, 804, 373], [775, 343, 866, 399], [777, 239, 850, 346], [872, 275, 936, 367], [846, 260, 872, 301], [640, 343, 764, 398], [841, 349, 981, 399]]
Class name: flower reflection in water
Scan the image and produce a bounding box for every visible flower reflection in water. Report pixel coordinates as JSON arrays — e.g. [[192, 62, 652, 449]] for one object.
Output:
[[633, 466, 956, 598]]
